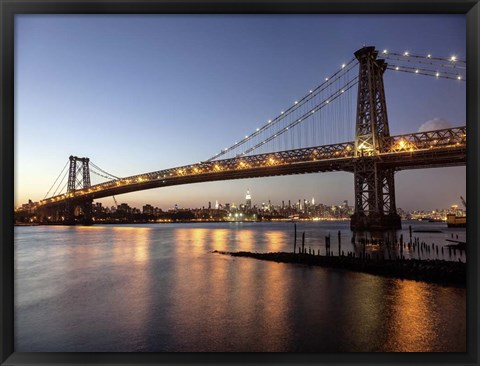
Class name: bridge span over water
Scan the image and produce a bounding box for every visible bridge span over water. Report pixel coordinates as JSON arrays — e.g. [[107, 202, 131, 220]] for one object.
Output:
[[20, 46, 467, 230]]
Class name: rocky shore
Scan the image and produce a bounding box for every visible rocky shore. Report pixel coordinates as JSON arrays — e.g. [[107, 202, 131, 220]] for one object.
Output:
[[213, 250, 466, 287]]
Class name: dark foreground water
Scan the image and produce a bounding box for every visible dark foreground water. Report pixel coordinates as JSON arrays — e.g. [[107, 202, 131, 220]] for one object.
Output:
[[15, 221, 466, 352]]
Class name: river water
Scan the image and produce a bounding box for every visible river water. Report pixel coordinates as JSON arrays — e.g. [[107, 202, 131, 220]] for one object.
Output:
[[14, 221, 466, 352]]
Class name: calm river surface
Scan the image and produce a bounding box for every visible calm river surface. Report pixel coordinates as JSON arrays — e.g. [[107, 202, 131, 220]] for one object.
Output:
[[14, 221, 466, 352]]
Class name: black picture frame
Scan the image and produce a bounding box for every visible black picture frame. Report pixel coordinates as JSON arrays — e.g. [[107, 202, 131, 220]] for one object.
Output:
[[1, 0, 479, 365]]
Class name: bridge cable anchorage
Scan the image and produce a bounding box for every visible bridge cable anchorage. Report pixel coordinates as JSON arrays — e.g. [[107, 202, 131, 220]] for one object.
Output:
[[387, 65, 465, 81], [240, 77, 359, 156], [207, 57, 358, 161], [44, 159, 69, 199]]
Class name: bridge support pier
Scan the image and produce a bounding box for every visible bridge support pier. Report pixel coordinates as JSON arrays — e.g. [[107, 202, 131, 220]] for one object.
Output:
[[65, 199, 93, 225], [350, 212, 401, 231]]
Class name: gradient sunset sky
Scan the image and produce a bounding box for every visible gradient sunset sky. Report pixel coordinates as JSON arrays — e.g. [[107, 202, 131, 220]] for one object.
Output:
[[15, 14, 466, 211]]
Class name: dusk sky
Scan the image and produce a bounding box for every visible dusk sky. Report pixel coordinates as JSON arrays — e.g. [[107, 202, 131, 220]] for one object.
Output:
[[15, 14, 466, 211]]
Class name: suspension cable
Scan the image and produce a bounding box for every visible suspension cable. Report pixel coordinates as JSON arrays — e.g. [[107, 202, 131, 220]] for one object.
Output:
[[90, 168, 117, 181], [386, 66, 465, 81], [51, 166, 70, 197], [44, 160, 69, 199], [90, 161, 120, 180], [207, 57, 358, 161], [241, 77, 359, 156], [387, 64, 465, 77], [382, 54, 466, 70], [381, 50, 465, 64]]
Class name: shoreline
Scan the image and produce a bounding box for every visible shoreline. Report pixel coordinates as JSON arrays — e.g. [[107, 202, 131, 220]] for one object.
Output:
[[213, 250, 466, 287]]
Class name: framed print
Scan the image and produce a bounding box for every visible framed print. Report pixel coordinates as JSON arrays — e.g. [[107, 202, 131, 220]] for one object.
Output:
[[1, 0, 479, 365]]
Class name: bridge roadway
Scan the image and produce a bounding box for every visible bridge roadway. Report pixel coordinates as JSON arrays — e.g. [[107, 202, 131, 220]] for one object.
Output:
[[35, 127, 466, 209]]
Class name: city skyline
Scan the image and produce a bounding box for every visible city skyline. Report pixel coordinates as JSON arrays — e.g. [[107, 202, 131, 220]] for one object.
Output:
[[15, 14, 466, 211]]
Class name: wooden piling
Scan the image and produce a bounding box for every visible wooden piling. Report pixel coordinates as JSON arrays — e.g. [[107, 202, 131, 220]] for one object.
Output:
[[293, 223, 297, 254], [302, 232, 305, 254]]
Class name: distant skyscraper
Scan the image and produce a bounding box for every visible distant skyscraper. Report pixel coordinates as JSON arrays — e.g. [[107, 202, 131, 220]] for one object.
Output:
[[246, 189, 252, 210], [312, 197, 315, 205], [215, 200, 219, 209]]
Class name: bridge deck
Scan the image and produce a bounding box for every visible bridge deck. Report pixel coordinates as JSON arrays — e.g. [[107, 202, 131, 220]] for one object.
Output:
[[35, 127, 466, 208]]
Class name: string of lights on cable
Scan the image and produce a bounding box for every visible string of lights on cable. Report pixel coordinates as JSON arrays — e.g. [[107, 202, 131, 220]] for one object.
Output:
[[208, 58, 359, 161], [380, 49, 466, 81]]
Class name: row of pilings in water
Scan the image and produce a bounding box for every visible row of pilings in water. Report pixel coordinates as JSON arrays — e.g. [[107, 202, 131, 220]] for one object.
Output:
[[292, 223, 464, 262]]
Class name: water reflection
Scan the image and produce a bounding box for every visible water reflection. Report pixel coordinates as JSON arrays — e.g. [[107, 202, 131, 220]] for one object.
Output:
[[14, 222, 466, 352]]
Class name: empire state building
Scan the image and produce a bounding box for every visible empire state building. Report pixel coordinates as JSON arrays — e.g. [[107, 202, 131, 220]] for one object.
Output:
[[245, 189, 252, 210]]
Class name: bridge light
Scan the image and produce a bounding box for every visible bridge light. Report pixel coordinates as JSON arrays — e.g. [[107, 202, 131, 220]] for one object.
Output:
[[326, 100, 329, 103], [450, 55, 457, 62], [427, 54, 432, 58], [325, 77, 328, 81], [281, 111, 284, 114], [457, 75, 462, 80], [341, 63, 346, 68], [382, 49, 388, 54], [256, 128, 260, 131], [311, 110, 315, 113], [341, 89, 345, 93], [309, 90, 313, 93], [435, 72, 440, 77], [415, 69, 419, 73], [395, 66, 399, 70], [245, 135, 248, 138], [268, 120, 272, 123], [294, 101, 298, 104], [404, 51, 409, 56]]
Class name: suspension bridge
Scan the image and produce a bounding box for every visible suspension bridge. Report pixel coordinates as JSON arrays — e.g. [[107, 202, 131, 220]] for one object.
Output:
[[19, 46, 466, 230]]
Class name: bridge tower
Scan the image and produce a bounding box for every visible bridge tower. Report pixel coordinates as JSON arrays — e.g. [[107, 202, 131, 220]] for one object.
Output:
[[350, 46, 401, 231], [65, 155, 93, 225]]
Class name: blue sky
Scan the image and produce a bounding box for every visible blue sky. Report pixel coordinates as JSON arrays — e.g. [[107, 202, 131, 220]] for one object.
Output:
[[15, 14, 466, 211]]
